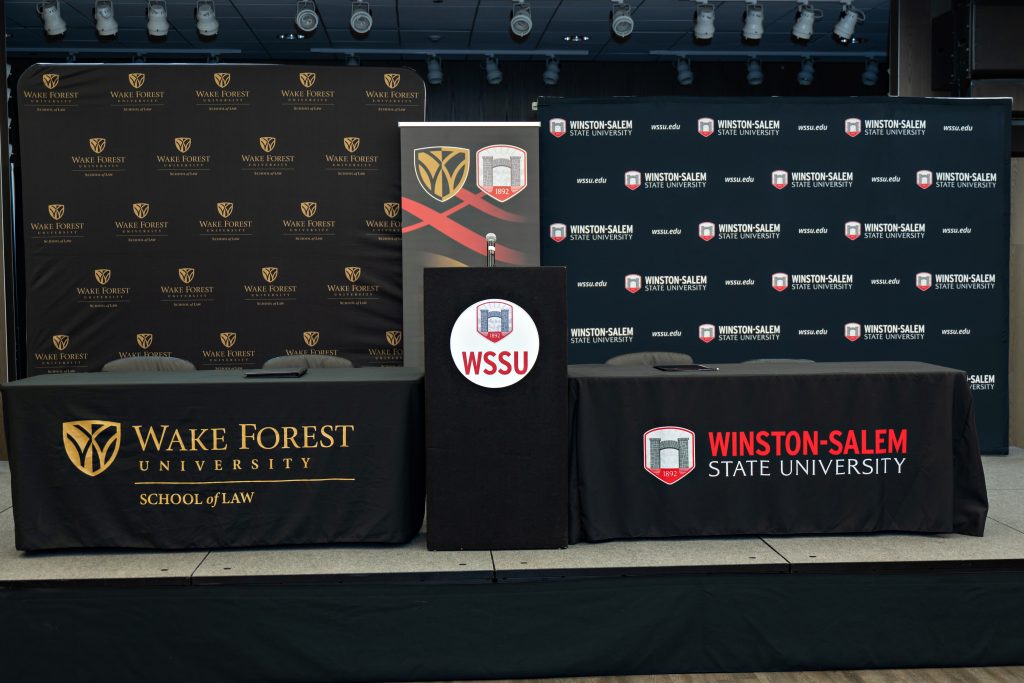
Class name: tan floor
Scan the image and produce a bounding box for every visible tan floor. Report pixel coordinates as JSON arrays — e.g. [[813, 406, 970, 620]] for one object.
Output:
[[445, 668, 1024, 683]]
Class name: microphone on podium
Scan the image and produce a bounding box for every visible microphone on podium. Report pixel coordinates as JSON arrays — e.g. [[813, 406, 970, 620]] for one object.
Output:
[[485, 233, 496, 267]]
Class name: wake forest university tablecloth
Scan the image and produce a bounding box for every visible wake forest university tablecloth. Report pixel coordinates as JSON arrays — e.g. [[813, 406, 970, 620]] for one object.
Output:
[[568, 362, 988, 543], [2, 368, 424, 550]]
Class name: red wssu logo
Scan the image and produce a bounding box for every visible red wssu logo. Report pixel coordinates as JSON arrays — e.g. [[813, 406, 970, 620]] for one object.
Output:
[[450, 298, 539, 389], [644, 427, 696, 485]]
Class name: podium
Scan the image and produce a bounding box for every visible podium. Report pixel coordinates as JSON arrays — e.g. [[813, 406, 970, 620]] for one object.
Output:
[[423, 267, 568, 550]]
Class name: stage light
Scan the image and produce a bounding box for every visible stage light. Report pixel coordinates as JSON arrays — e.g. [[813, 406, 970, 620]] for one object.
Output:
[[350, 1, 372, 34], [510, 1, 532, 38], [295, 0, 319, 33], [676, 57, 694, 86], [94, 0, 118, 37], [146, 0, 169, 38], [693, 1, 715, 42], [426, 55, 443, 85], [833, 3, 864, 44], [741, 3, 765, 45], [747, 58, 763, 86], [345, 53, 360, 66], [37, 0, 67, 37], [797, 57, 814, 85], [542, 56, 560, 86], [485, 55, 503, 85], [862, 58, 879, 86], [791, 2, 822, 43], [195, 0, 218, 37], [611, 1, 634, 39]]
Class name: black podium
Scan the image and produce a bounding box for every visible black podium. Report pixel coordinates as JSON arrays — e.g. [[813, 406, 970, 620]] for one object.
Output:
[[423, 267, 568, 550]]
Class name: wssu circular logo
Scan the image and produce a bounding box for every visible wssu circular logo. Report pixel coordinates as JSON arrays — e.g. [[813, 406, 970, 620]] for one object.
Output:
[[449, 298, 539, 389]]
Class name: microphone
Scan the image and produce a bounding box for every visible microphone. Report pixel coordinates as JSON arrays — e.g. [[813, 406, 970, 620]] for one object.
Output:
[[485, 232, 496, 267]]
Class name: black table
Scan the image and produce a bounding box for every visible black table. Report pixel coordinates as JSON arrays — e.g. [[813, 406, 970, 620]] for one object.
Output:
[[568, 362, 988, 542], [2, 368, 425, 551]]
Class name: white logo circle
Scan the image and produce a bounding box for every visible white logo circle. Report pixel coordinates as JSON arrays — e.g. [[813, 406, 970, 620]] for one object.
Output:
[[449, 298, 540, 389]]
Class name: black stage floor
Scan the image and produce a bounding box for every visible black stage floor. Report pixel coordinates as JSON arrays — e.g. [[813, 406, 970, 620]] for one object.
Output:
[[2, 454, 1023, 681]]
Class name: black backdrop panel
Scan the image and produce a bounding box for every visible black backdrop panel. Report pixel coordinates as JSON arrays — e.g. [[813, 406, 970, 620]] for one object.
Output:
[[17, 64, 424, 372], [539, 97, 1011, 453]]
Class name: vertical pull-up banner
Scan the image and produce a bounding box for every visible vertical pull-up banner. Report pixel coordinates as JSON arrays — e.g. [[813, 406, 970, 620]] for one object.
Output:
[[539, 97, 1011, 453], [399, 123, 540, 368]]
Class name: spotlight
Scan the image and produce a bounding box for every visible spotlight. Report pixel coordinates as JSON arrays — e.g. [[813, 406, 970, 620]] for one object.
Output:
[[350, 1, 372, 34], [37, 0, 67, 37], [862, 58, 879, 86], [693, 1, 715, 43], [195, 0, 218, 37], [295, 0, 319, 33], [742, 3, 764, 45], [484, 55, 503, 85], [791, 2, 822, 43], [747, 58, 763, 86], [542, 56, 560, 86], [611, 1, 633, 39], [676, 57, 694, 86], [510, 1, 532, 38], [426, 55, 443, 85], [345, 53, 360, 66], [146, 0, 169, 38], [94, 0, 118, 37], [833, 3, 864, 44], [797, 57, 814, 86]]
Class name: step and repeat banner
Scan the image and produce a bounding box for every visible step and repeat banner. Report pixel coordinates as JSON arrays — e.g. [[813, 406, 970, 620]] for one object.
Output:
[[17, 64, 424, 372], [399, 123, 540, 367], [539, 97, 1011, 452]]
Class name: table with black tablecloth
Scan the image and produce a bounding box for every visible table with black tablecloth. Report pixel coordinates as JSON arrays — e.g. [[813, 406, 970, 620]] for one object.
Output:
[[568, 362, 988, 543], [2, 368, 424, 551]]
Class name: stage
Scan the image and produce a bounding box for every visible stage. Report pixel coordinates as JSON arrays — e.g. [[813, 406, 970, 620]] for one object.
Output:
[[2, 453, 1024, 681]]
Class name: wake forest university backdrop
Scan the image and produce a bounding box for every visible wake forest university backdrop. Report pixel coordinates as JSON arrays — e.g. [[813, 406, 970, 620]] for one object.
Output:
[[540, 97, 1011, 453], [17, 64, 424, 372]]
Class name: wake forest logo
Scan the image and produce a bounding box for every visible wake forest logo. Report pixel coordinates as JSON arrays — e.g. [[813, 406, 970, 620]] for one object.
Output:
[[384, 202, 401, 219], [128, 72, 146, 89], [282, 330, 342, 358], [63, 421, 121, 477], [326, 265, 381, 306], [116, 331, 174, 360], [174, 137, 192, 153], [32, 202, 85, 244], [300, 201, 317, 218], [199, 332, 256, 369], [53, 334, 70, 351], [199, 201, 253, 241], [34, 334, 89, 372], [281, 70, 336, 111], [90, 137, 107, 153], [415, 147, 470, 202], [156, 136, 211, 176], [282, 201, 335, 241], [364, 202, 402, 241], [116, 201, 168, 242], [71, 137, 127, 177], [262, 266, 279, 283], [160, 266, 214, 308], [363, 70, 421, 114], [109, 71, 166, 112], [476, 145, 527, 202], [384, 73, 402, 89], [95, 268, 111, 285], [644, 427, 696, 485], [386, 330, 403, 346], [43, 73, 60, 90], [137, 333, 153, 349], [221, 332, 237, 348], [242, 136, 296, 176], [345, 266, 361, 282], [195, 71, 251, 110], [133, 202, 150, 219], [22, 71, 80, 112], [450, 299, 538, 388], [344, 137, 360, 153], [243, 265, 298, 306], [179, 267, 195, 283], [325, 136, 380, 176], [304, 331, 320, 347], [49, 203, 65, 220]]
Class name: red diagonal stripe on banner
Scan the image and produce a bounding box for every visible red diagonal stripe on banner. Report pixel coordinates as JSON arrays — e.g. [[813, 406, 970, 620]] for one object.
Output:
[[402, 190, 526, 233], [401, 196, 530, 265]]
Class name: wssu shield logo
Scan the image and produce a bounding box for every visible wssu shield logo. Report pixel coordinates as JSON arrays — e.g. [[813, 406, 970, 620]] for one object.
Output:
[[772, 272, 790, 292], [178, 267, 195, 284], [644, 426, 696, 485], [94, 269, 112, 285], [384, 202, 400, 219], [220, 332, 237, 349], [699, 221, 716, 241], [476, 144, 528, 202], [916, 272, 933, 291], [42, 73, 60, 90], [697, 117, 715, 137], [299, 72, 317, 88], [549, 223, 567, 243], [259, 136, 277, 153], [384, 73, 401, 89], [63, 420, 122, 477], [845, 221, 862, 240], [174, 137, 192, 153], [136, 333, 154, 350], [916, 170, 933, 190], [261, 266, 279, 283], [128, 72, 146, 89], [624, 170, 641, 191], [48, 204, 65, 221], [845, 117, 862, 137], [476, 301, 513, 342], [844, 322, 862, 342], [303, 331, 320, 348], [772, 169, 789, 189], [699, 324, 716, 343], [213, 72, 232, 88], [624, 274, 642, 294], [414, 147, 470, 202], [343, 137, 361, 153], [89, 137, 107, 154], [345, 266, 362, 283], [217, 202, 234, 218], [52, 335, 70, 351], [549, 118, 567, 138], [385, 330, 403, 347], [300, 201, 317, 218], [132, 203, 150, 219]]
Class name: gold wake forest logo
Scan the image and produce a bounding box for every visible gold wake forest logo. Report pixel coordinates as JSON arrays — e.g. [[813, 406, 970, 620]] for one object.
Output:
[[195, 71, 251, 110], [22, 71, 80, 111], [364, 71, 421, 113], [31, 202, 85, 243], [369, 330, 404, 365], [325, 135, 380, 176], [365, 201, 403, 241], [115, 331, 173, 360], [326, 265, 381, 306], [160, 266, 214, 308], [34, 334, 89, 372], [415, 147, 470, 202], [199, 201, 253, 241], [49, 203, 65, 220], [63, 420, 121, 477], [282, 201, 336, 241], [241, 136, 295, 176], [77, 268, 131, 310], [71, 137, 127, 177], [281, 71, 336, 111], [243, 265, 298, 306], [200, 331, 256, 368], [282, 330, 341, 357], [110, 72, 166, 111], [43, 73, 60, 90], [156, 136, 211, 176], [116, 201, 168, 242]]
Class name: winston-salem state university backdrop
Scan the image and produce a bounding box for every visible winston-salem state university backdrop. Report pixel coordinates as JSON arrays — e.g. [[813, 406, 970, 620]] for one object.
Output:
[[399, 123, 540, 368], [17, 64, 424, 373], [539, 97, 1011, 453]]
